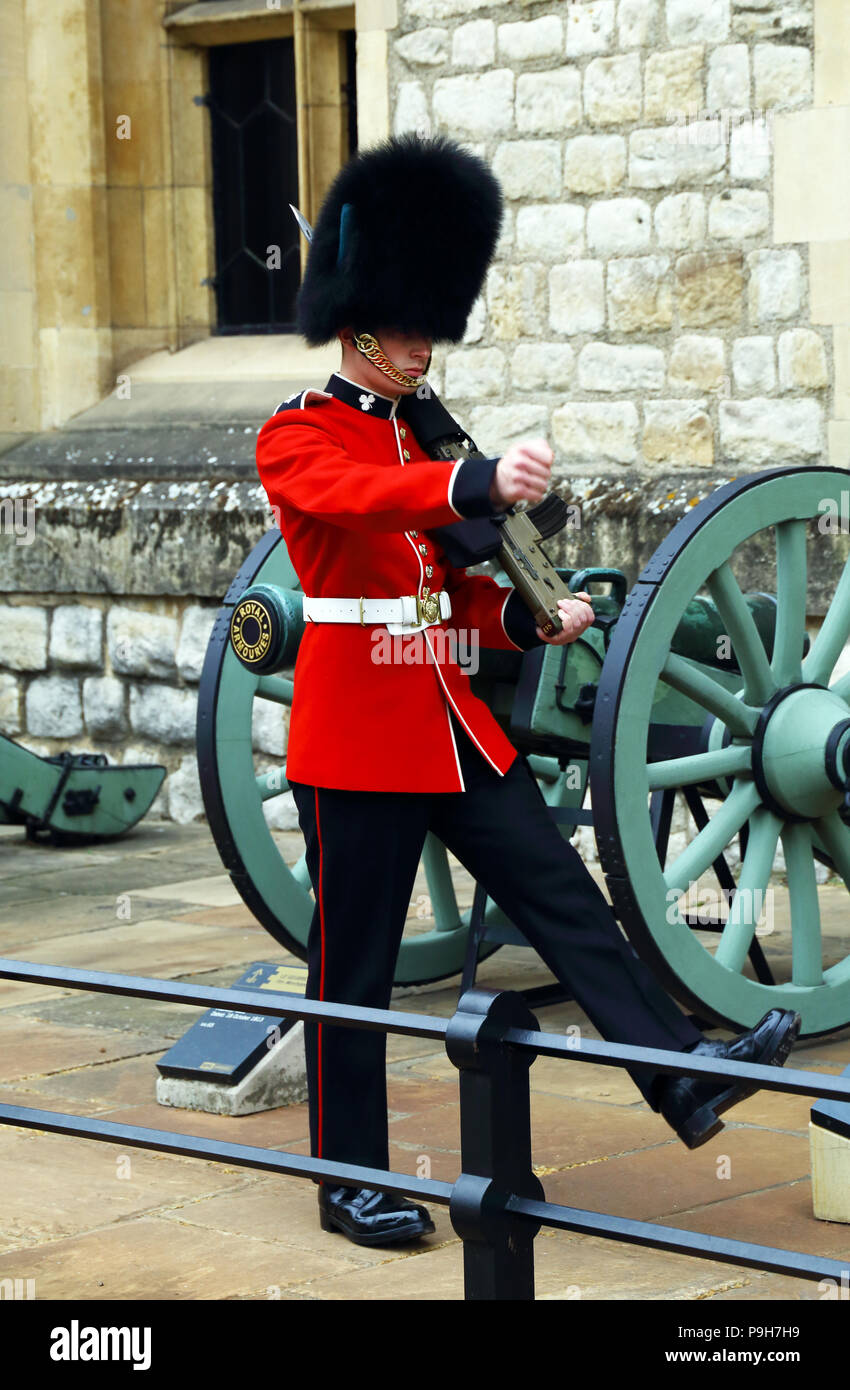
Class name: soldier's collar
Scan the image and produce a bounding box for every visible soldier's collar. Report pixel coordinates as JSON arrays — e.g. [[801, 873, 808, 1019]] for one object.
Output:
[[325, 372, 401, 420]]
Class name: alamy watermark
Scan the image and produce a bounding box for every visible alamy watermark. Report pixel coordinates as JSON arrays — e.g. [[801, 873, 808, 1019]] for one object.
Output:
[[371, 626, 481, 675], [818, 493, 850, 534], [667, 106, 775, 151], [0, 497, 35, 546], [666, 884, 775, 936]]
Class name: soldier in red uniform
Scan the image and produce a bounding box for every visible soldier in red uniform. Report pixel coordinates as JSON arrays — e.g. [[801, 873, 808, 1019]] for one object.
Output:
[[256, 135, 800, 1248]]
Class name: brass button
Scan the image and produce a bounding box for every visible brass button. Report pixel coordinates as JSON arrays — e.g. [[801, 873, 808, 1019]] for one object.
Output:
[[403, 449, 411, 460], [399, 427, 407, 439], [425, 565, 433, 577], [418, 544, 428, 555], [411, 530, 418, 538]]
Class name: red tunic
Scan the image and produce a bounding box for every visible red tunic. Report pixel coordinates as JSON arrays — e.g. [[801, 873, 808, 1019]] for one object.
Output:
[[255, 379, 535, 792]]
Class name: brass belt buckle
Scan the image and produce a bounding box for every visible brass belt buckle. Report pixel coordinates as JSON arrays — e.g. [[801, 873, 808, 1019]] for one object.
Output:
[[358, 596, 366, 626], [416, 591, 440, 626]]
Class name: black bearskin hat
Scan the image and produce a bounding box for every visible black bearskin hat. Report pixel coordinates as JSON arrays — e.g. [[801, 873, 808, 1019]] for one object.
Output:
[[295, 134, 503, 345]]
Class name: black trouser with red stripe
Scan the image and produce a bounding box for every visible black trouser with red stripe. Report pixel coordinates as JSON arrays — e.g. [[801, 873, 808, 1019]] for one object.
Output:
[[288, 708, 703, 1174]]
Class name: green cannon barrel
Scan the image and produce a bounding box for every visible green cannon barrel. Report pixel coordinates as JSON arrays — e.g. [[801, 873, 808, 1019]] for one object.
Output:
[[562, 568, 784, 674], [229, 580, 789, 681], [229, 584, 305, 674], [671, 592, 782, 670]]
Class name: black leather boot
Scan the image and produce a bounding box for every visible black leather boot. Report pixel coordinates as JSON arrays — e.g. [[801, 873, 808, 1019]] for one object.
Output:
[[318, 1184, 436, 1246], [658, 1008, 801, 1150]]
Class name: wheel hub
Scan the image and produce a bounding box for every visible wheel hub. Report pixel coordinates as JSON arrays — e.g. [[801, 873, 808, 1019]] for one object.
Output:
[[752, 683, 850, 820]]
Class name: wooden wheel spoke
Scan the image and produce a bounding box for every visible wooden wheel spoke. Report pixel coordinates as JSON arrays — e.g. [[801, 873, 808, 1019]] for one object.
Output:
[[256, 675, 294, 704], [782, 821, 823, 987], [715, 808, 782, 973], [802, 552, 850, 688], [706, 561, 776, 706], [255, 765, 289, 801], [771, 519, 808, 687], [422, 832, 463, 934], [663, 779, 761, 900], [660, 652, 759, 737], [289, 852, 312, 891], [813, 811, 850, 892], [648, 743, 752, 792]]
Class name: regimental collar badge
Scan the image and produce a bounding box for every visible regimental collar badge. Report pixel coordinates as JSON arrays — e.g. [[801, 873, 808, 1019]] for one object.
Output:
[[324, 373, 399, 420]]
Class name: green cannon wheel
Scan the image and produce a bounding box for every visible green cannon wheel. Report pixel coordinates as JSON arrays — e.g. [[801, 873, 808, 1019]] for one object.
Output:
[[592, 466, 850, 1037], [197, 528, 578, 985]]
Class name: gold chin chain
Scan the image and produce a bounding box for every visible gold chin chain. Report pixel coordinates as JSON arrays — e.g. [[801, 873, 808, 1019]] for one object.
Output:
[[353, 332, 430, 390]]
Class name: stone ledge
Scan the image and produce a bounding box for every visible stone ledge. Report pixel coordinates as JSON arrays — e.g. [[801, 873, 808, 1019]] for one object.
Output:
[[0, 478, 272, 597], [0, 425, 262, 485], [1, 465, 844, 604]]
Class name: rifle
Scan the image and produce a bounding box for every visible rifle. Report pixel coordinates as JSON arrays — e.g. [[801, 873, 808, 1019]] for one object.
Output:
[[399, 388, 583, 639]]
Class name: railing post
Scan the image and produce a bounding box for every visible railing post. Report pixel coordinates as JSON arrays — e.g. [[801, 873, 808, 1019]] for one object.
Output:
[[446, 987, 545, 1300]]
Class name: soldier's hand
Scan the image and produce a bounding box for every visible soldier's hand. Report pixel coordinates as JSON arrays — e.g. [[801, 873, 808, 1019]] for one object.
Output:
[[489, 438, 553, 509], [537, 593, 594, 645]]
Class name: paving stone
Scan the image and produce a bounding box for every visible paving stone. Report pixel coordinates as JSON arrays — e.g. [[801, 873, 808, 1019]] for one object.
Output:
[[0, 1214, 357, 1300], [661, 1182, 850, 1264], [388, 1101, 461, 1152], [1, 992, 208, 1040], [385, 1031, 445, 1066], [0, 1129, 245, 1243], [166, 903, 260, 929], [542, 1128, 810, 1222], [0, 1017, 167, 1084], [14, 1053, 169, 1109], [127, 874, 244, 907], [0, 920, 269, 1008], [389, 1093, 667, 1171], [158, 1176, 456, 1264], [531, 1227, 776, 1300], [0, 857, 233, 905], [285, 1237, 466, 1300], [386, 1076, 458, 1115], [725, 1088, 820, 1132], [0, 1082, 106, 1120], [387, 1141, 461, 1184], [96, 1098, 311, 1149], [531, 1094, 676, 1167], [528, 1054, 649, 1105], [705, 1270, 827, 1299], [0, 893, 189, 948]]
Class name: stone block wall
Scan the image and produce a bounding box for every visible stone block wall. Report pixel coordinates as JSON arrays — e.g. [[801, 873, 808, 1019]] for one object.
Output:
[[0, 590, 300, 828], [0, 474, 299, 828], [389, 0, 833, 475]]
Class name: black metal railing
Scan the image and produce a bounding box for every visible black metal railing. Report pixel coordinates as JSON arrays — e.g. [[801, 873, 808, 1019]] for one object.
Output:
[[0, 958, 848, 1300]]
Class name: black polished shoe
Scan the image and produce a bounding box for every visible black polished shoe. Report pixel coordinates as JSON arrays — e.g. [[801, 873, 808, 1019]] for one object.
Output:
[[318, 1184, 436, 1247], [658, 1008, 802, 1150]]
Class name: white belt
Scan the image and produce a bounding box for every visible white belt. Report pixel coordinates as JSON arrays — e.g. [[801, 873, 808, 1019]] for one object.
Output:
[[302, 592, 451, 635]]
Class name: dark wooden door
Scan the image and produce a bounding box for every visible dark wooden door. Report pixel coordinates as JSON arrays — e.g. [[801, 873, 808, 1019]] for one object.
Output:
[[208, 38, 300, 333]]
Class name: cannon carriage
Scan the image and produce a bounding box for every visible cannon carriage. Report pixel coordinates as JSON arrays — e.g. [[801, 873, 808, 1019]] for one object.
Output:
[[197, 462, 850, 1040]]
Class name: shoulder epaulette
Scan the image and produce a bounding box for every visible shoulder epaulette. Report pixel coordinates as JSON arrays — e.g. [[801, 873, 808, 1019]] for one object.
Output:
[[274, 388, 334, 415]]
